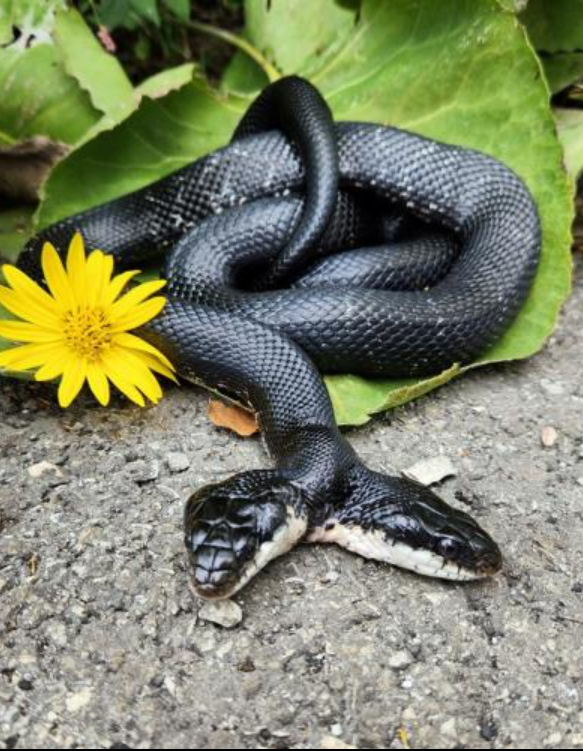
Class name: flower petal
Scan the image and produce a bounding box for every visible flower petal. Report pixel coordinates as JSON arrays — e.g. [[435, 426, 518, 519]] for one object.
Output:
[[101, 351, 146, 407], [0, 342, 64, 371], [85, 250, 106, 308], [132, 351, 179, 383], [35, 350, 75, 382], [66, 233, 87, 305], [58, 357, 87, 408], [109, 280, 167, 321], [87, 362, 110, 406], [0, 285, 61, 328], [111, 296, 167, 332], [0, 320, 62, 343], [41, 242, 75, 310], [2, 264, 61, 314], [105, 347, 162, 403], [102, 270, 141, 308], [113, 331, 175, 371]]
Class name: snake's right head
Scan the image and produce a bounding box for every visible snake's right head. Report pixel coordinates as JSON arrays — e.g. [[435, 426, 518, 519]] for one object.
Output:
[[184, 471, 308, 600]]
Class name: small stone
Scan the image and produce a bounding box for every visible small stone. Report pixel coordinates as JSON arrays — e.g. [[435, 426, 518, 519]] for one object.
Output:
[[440, 718, 457, 739], [320, 737, 357, 750], [65, 687, 93, 713], [480, 719, 498, 741], [27, 461, 62, 479], [127, 460, 159, 484], [541, 426, 558, 448], [166, 452, 190, 473], [322, 570, 340, 584], [388, 650, 413, 670], [199, 600, 243, 629], [17, 675, 34, 691], [540, 379, 565, 396], [403, 456, 456, 486], [330, 724, 343, 737], [544, 732, 562, 747]]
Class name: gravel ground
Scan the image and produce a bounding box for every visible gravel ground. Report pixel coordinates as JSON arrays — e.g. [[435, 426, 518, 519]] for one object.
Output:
[[0, 258, 582, 750]]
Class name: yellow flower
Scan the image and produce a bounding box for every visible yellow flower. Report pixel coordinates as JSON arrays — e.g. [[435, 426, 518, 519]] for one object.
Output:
[[0, 233, 177, 408]]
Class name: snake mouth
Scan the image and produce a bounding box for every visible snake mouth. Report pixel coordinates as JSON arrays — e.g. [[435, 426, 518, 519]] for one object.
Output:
[[184, 472, 309, 601]]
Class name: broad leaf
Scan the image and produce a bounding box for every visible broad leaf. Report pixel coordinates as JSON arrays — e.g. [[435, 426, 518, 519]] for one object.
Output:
[[519, 0, 583, 92], [543, 53, 583, 94], [34, 0, 573, 427], [520, 0, 583, 53], [555, 108, 583, 183], [0, 4, 134, 147], [244, 0, 573, 423]]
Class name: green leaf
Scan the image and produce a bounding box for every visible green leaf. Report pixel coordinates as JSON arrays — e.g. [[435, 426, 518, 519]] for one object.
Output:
[[326, 365, 461, 427], [0, 43, 100, 145], [162, 0, 191, 22], [542, 52, 583, 93], [34, 0, 573, 427], [137, 63, 196, 99], [520, 0, 583, 53], [53, 8, 136, 131], [554, 108, 583, 182], [99, 0, 160, 30], [0, 5, 135, 147], [243, 0, 356, 76], [247, 0, 572, 423]]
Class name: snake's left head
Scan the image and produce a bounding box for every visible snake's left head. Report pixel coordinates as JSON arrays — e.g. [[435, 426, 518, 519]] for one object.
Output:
[[184, 471, 308, 600]]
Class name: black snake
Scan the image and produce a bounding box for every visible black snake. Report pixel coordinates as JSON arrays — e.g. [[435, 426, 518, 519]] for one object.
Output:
[[20, 77, 541, 599]]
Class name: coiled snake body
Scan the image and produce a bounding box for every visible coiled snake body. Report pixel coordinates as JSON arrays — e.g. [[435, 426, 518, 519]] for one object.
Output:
[[21, 77, 541, 598]]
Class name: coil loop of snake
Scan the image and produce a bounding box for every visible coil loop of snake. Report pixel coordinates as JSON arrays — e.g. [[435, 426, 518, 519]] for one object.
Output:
[[20, 76, 542, 599]]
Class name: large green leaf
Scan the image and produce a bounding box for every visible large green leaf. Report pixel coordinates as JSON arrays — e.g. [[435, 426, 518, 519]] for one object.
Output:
[[543, 53, 583, 94], [244, 0, 573, 423], [555, 108, 583, 183], [521, 0, 583, 53], [34, 0, 572, 426], [0, 4, 135, 147], [519, 0, 583, 92]]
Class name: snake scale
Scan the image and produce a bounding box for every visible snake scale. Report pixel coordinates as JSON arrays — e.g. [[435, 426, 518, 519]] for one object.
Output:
[[20, 77, 541, 598]]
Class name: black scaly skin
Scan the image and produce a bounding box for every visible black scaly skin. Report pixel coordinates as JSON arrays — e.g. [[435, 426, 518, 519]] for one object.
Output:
[[231, 75, 339, 290], [19, 77, 541, 597]]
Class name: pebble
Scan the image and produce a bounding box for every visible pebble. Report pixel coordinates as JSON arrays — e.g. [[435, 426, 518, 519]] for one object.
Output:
[[540, 379, 565, 396], [127, 460, 159, 484], [440, 718, 457, 739], [199, 600, 243, 629], [166, 452, 190, 473], [65, 688, 93, 713], [320, 737, 357, 750], [388, 650, 413, 670], [403, 455, 456, 486], [27, 461, 62, 479], [541, 426, 558, 448], [544, 732, 562, 747]]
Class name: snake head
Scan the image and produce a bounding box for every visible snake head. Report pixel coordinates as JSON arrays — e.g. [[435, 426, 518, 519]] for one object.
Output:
[[324, 476, 502, 581], [380, 479, 503, 580], [184, 471, 308, 600]]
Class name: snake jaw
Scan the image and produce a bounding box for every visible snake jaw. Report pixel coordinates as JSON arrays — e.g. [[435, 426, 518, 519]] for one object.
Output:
[[184, 472, 308, 600]]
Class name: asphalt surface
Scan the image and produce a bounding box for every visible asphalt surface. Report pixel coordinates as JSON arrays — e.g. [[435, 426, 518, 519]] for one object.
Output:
[[0, 259, 582, 750]]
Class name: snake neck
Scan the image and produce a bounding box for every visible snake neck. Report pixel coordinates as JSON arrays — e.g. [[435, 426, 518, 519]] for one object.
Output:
[[272, 423, 359, 525]]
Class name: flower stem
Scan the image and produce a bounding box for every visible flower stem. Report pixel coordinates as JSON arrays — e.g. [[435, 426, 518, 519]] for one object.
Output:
[[187, 20, 280, 83]]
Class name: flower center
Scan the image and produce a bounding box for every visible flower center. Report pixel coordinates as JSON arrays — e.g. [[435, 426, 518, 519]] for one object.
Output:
[[62, 308, 112, 361]]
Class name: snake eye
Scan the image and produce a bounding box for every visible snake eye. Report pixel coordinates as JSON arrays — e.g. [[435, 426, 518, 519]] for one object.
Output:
[[437, 537, 461, 560]]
